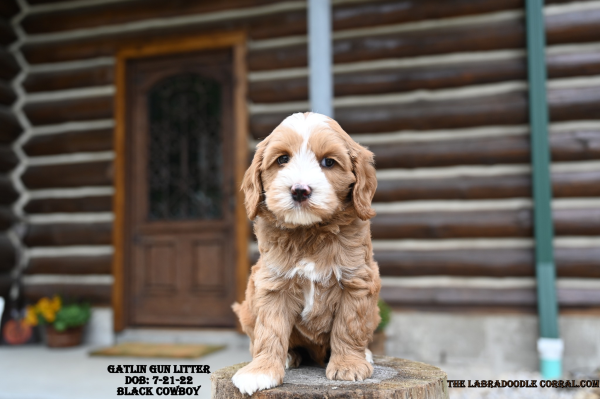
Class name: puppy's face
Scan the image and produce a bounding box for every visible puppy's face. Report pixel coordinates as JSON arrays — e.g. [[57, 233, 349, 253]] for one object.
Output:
[[243, 112, 377, 226]]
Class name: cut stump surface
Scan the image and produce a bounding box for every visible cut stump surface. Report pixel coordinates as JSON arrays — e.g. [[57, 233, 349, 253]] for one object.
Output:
[[211, 355, 449, 398]]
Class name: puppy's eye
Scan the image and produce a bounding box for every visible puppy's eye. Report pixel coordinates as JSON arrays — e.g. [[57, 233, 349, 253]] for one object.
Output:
[[320, 158, 335, 168], [277, 155, 290, 165]]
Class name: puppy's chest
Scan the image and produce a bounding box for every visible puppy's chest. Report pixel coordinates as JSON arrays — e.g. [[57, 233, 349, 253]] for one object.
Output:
[[285, 261, 340, 322]]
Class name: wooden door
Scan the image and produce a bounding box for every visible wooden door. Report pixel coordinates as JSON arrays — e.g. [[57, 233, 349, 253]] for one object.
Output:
[[124, 49, 237, 327]]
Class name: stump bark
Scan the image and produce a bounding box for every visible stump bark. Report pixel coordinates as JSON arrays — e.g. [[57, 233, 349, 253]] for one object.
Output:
[[211, 355, 448, 398]]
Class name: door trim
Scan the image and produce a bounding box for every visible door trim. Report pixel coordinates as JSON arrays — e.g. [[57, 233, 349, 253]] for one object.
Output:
[[112, 32, 249, 332]]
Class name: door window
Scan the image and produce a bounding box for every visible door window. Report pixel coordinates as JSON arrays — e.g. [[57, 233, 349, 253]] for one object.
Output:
[[147, 73, 223, 221]]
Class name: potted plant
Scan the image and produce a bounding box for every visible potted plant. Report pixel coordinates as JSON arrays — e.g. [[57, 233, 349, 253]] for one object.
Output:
[[24, 296, 90, 348], [369, 299, 391, 355]]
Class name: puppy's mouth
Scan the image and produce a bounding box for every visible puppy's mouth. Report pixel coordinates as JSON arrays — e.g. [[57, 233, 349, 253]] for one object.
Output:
[[292, 198, 311, 208]]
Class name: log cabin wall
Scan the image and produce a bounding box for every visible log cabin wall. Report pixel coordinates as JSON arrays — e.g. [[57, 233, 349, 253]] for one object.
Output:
[[7, 0, 600, 313], [0, 0, 21, 305]]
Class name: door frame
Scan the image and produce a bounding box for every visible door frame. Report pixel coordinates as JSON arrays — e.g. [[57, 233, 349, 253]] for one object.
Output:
[[112, 32, 249, 332]]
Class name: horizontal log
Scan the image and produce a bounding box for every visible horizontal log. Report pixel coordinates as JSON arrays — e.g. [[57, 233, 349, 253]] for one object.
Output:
[[375, 170, 600, 202], [371, 208, 600, 240], [23, 222, 112, 247], [377, 249, 532, 277], [21, 0, 280, 35], [538, 207, 600, 235], [553, 170, 600, 198], [249, 8, 600, 71], [16, 70, 600, 141], [555, 208, 600, 235], [24, 195, 112, 214], [24, 283, 111, 306], [549, 86, 600, 122], [371, 210, 531, 239], [372, 136, 527, 170], [376, 247, 600, 278], [0, 78, 16, 106], [251, 86, 600, 137], [22, 160, 112, 189], [0, 46, 19, 80], [251, 91, 526, 138], [0, 0, 19, 20], [380, 285, 536, 306], [251, 48, 600, 103], [23, 128, 113, 156], [0, 206, 15, 231], [21, 1, 600, 66], [0, 106, 22, 144], [0, 234, 16, 273], [249, 19, 523, 72], [0, 17, 16, 46], [21, 15, 284, 65], [23, 0, 530, 35], [23, 65, 114, 94], [250, 59, 523, 103], [0, 175, 18, 205], [19, 0, 529, 65], [30, 38, 600, 98], [27, 0, 85, 4], [0, 145, 18, 173], [26, 255, 112, 275], [372, 131, 600, 170], [17, 0, 581, 35], [380, 284, 600, 307], [23, 95, 113, 126], [547, 50, 600, 79]]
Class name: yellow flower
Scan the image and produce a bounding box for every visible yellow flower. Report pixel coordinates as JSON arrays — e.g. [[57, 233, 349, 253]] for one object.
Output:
[[37, 297, 51, 313], [24, 306, 38, 326], [42, 308, 56, 323], [50, 296, 61, 312]]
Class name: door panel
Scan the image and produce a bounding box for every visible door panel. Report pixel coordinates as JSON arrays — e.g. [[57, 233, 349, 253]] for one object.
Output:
[[125, 49, 237, 328], [192, 241, 226, 293], [144, 242, 177, 290]]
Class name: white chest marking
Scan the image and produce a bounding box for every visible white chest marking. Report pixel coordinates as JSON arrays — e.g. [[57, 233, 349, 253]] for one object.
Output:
[[285, 260, 323, 282], [285, 259, 321, 320], [269, 259, 345, 319], [301, 281, 315, 320]]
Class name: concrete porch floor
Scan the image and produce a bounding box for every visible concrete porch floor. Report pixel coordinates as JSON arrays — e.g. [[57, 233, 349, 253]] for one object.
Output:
[[0, 342, 252, 399]]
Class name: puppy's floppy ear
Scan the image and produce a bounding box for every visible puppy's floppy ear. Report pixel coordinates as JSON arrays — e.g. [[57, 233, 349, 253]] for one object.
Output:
[[241, 141, 266, 220], [351, 144, 377, 220]]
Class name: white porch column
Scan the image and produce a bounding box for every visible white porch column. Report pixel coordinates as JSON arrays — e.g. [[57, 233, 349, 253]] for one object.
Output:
[[308, 0, 333, 117]]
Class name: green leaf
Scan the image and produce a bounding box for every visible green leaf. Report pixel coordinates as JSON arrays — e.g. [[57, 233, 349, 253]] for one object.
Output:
[[376, 299, 391, 332], [54, 303, 91, 329], [54, 321, 67, 332]]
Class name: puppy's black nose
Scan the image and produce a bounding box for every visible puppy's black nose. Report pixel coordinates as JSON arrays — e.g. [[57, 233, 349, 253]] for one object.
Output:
[[291, 184, 311, 202]]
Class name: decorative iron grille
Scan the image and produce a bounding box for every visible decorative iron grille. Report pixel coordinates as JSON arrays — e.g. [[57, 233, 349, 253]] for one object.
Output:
[[147, 73, 223, 220]]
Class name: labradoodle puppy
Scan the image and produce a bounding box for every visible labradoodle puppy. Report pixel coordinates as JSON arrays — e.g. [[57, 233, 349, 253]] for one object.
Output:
[[232, 112, 381, 395]]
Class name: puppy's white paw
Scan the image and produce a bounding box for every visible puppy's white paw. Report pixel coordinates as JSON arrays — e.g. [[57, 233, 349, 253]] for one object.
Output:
[[365, 348, 374, 364], [232, 369, 279, 395]]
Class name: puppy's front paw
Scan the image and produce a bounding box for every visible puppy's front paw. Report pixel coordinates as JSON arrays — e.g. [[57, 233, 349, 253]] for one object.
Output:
[[231, 362, 283, 395], [326, 355, 373, 382]]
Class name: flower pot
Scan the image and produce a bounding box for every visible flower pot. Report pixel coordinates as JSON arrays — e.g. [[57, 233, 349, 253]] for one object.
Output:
[[45, 325, 84, 348], [369, 330, 386, 355]]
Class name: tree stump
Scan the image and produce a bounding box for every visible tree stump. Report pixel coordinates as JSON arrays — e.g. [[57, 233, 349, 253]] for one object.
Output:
[[211, 355, 448, 398]]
